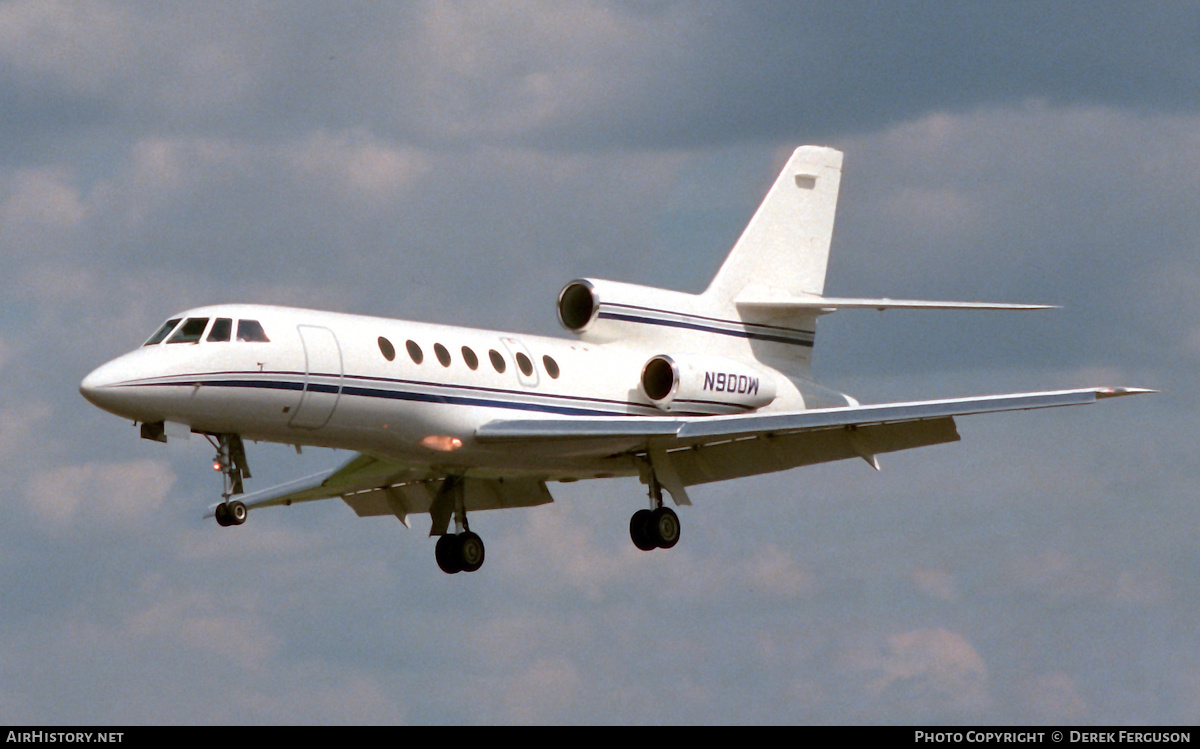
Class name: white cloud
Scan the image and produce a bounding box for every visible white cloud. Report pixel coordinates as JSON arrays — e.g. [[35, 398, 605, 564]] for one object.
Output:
[[26, 459, 176, 527], [124, 587, 281, 669], [741, 543, 819, 598], [0, 167, 87, 229], [495, 504, 642, 599], [849, 628, 991, 716], [407, 0, 693, 141], [283, 129, 431, 199]]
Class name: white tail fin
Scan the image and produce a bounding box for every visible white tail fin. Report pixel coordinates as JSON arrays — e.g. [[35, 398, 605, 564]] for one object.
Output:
[[703, 146, 843, 304], [559, 146, 845, 379]]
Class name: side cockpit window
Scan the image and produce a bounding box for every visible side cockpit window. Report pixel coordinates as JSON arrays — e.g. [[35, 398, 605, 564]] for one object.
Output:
[[167, 317, 209, 344], [237, 320, 270, 342], [207, 318, 233, 342], [144, 318, 182, 346]]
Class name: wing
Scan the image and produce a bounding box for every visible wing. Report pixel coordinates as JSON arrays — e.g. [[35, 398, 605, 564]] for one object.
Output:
[[475, 387, 1153, 502], [206, 452, 553, 530]]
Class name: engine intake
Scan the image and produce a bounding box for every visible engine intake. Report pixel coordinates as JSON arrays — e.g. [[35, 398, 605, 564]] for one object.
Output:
[[558, 280, 599, 332], [640, 354, 776, 413]]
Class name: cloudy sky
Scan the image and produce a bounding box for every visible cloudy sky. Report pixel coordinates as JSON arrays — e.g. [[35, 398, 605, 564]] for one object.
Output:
[[1, 0, 1197, 725]]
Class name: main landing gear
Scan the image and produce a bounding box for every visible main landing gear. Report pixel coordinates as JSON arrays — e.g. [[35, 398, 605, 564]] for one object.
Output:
[[207, 433, 251, 528], [431, 476, 486, 574], [629, 469, 681, 551], [435, 531, 485, 574]]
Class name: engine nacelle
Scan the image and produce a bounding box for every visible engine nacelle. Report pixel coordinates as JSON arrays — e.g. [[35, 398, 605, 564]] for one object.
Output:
[[557, 279, 601, 332], [640, 354, 777, 413], [556, 278, 715, 345]]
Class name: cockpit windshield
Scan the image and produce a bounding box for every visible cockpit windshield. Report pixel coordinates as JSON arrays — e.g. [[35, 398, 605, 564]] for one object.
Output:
[[142, 316, 270, 345], [167, 318, 210, 344], [143, 318, 182, 346], [237, 320, 270, 342], [207, 318, 233, 342]]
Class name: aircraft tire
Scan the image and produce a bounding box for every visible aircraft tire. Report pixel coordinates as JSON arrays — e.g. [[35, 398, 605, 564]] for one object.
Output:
[[214, 502, 231, 527], [435, 534, 463, 574], [227, 501, 248, 526], [649, 507, 680, 549], [458, 532, 485, 573], [630, 509, 656, 551]]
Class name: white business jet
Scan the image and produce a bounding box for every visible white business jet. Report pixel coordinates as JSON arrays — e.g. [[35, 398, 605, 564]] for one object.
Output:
[[80, 146, 1149, 574]]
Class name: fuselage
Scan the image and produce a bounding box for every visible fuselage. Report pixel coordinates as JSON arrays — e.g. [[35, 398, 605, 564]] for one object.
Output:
[[80, 303, 814, 480]]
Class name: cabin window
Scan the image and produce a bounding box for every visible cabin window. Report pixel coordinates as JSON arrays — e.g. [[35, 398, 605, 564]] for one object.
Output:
[[516, 352, 533, 377], [378, 337, 396, 361], [434, 343, 451, 367], [237, 320, 270, 342], [543, 355, 560, 379], [167, 317, 210, 344], [488, 349, 506, 373], [406, 340, 423, 364], [207, 318, 233, 342], [461, 346, 479, 370], [144, 318, 182, 346]]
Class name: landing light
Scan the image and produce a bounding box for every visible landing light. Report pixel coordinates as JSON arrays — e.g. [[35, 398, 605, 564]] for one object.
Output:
[[420, 435, 463, 452]]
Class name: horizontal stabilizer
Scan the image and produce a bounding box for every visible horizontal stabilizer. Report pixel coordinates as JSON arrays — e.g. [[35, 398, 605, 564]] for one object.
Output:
[[736, 293, 1056, 315]]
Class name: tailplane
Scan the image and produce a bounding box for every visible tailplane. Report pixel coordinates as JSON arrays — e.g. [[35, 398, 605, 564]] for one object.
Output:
[[557, 146, 845, 376], [556, 145, 1048, 382]]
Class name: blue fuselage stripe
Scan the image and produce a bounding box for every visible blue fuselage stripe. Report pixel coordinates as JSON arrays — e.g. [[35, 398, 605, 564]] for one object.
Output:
[[598, 311, 814, 347], [115, 373, 710, 417]]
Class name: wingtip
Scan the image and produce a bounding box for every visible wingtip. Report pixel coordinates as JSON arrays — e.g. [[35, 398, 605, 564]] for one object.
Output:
[[1095, 387, 1159, 399]]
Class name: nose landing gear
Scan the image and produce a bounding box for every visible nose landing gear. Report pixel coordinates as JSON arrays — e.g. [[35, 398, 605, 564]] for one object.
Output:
[[206, 433, 251, 528], [214, 499, 247, 527]]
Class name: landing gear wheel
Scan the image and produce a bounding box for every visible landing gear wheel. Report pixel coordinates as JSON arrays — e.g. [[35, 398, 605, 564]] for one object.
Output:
[[630, 509, 656, 551], [214, 502, 231, 527], [458, 532, 485, 572], [227, 500, 247, 526], [649, 506, 680, 549], [435, 534, 463, 575]]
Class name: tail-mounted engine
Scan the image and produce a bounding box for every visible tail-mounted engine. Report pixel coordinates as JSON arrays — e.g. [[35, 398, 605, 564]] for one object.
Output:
[[640, 354, 777, 413], [556, 278, 718, 346], [558, 280, 601, 333]]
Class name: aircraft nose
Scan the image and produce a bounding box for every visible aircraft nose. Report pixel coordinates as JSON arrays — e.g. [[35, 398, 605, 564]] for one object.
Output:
[[80, 358, 136, 415], [80, 363, 115, 407]]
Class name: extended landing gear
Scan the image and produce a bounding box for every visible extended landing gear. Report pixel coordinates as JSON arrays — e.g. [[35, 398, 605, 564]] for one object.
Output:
[[214, 500, 247, 527], [630, 506, 680, 550], [629, 468, 681, 551], [435, 532, 486, 574], [430, 476, 486, 574], [206, 433, 252, 529]]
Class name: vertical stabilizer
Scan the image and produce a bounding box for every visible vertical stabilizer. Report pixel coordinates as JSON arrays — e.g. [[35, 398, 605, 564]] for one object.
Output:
[[703, 146, 843, 303]]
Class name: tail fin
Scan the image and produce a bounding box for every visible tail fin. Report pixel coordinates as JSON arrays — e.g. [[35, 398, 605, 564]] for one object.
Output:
[[558, 146, 844, 380], [703, 146, 843, 304]]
